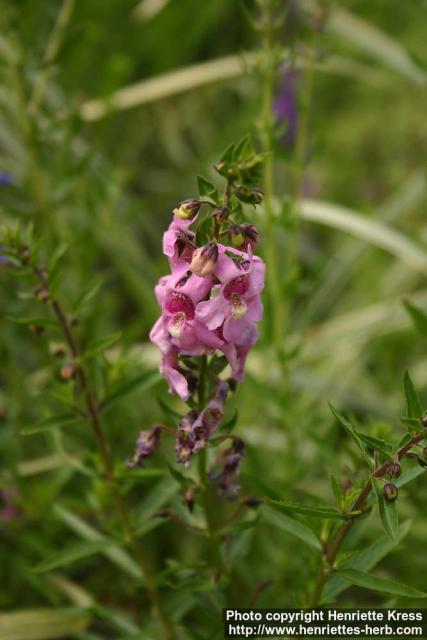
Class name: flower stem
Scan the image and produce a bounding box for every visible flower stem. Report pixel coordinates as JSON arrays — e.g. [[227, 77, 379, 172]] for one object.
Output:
[[196, 355, 227, 574], [259, 1, 287, 375], [33, 267, 176, 639], [309, 433, 425, 607], [29, 0, 76, 114]]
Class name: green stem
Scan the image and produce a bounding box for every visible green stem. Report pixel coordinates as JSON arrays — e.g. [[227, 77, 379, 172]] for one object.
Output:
[[29, 0, 76, 113], [259, 1, 286, 372], [196, 356, 227, 574], [33, 267, 175, 639]]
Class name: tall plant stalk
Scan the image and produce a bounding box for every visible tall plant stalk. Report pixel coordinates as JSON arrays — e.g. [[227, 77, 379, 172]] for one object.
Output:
[[32, 266, 176, 639]]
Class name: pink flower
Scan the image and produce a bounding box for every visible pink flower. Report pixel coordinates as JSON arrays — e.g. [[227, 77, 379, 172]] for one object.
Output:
[[196, 245, 264, 344], [151, 264, 223, 355], [163, 215, 196, 269]]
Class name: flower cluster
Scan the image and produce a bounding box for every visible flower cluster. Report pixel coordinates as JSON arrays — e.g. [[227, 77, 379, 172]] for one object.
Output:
[[150, 206, 265, 403]]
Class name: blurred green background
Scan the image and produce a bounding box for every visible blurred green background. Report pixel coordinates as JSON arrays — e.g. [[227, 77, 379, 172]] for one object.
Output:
[[1, 0, 427, 637]]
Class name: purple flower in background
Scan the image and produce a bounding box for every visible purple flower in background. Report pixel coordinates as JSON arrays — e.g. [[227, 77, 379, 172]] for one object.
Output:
[[0, 172, 13, 187], [0, 488, 19, 522], [0, 246, 10, 266], [273, 69, 299, 147]]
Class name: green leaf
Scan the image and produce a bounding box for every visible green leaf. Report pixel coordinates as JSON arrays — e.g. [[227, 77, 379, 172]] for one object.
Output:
[[263, 509, 321, 551], [395, 466, 425, 488], [135, 476, 180, 531], [157, 397, 182, 421], [0, 608, 90, 640], [7, 316, 57, 327], [323, 521, 412, 603], [266, 497, 346, 520], [220, 143, 235, 163], [232, 133, 253, 160], [82, 332, 121, 359], [337, 568, 427, 598], [373, 479, 398, 541], [197, 176, 218, 202], [34, 540, 114, 573], [403, 370, 423, 418], [48, 243, 69, 275], [102, 370, 161, 410], [330, 474, 342, 509], [329, 404, 369, 459], [21, 413, 78, 436], [356, 432, 393, 458], [71, 277, 104, 315], [54, 506, 142, 580], [404, 299, 427, 336]]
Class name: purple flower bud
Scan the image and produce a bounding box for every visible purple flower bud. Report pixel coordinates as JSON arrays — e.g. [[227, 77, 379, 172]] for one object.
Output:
[[190, 242, 219, 277], [228, 224, 259, 251], [384, 482, 398, 502], [127, 425, 161, 468], [173, 199, 201, 220], [213, 206, 229, 223], [387, 462, 401, 478], [234, 186, 263, 205]]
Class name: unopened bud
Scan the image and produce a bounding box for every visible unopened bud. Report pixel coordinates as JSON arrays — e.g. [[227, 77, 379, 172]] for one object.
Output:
[[383, 482, 398, 502], [421, 415, 427, 428], [153, 508, 171, 519], [51, 343, 67, 358], [387, 462, 401, 478], [184, 487, 195, 513], [35, 287, 49, 303], [173, 199, 200, 220], [19, 246, 30, 264], [28, 324, 44, 335], [190, 242, 218, 277], [243, 496, 262, 507], [235, 186, 263, 205], [228, 224, 259, 251], [60, 363, 76, 381], [213, 206, 229, 222]]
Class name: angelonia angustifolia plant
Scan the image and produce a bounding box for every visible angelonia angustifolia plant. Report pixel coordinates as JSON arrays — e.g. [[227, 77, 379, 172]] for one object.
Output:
[[136, 136, 265, 482]]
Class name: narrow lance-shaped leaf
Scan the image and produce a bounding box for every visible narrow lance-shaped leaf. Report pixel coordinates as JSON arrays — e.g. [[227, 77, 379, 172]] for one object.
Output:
[[329, 404, 372, 464], [33, 540, 115, 573], [323, 521, 412, 603], [21, 413, 79, 436], [337, 568, 427, 598], [266, 497, 347, 520], [263, 509, 321, 552], [403, 370, 423, 418], [72, 276, 104, 315], [330, 474, 343, 510]]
